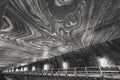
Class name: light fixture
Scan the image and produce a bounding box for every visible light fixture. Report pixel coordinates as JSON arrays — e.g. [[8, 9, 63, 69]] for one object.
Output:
[[20, 68, 24, 72], [20, 63, 27, 66], [43, 64, 49, 70], [16, 68, 19, 72], [23, 67, 28, 71], [62, 62, 68, 69], [98, 57, 110, 67], [11, 68, 14, 72], [32, 66, 36, 71], [9, 69, 12, 72]]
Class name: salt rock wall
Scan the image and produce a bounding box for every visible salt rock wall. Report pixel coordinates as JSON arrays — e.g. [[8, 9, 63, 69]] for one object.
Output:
[[0, 0, 120, 67]]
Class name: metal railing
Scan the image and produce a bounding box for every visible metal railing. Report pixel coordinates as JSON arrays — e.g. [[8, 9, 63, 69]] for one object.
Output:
[[2, 66, 120, 78]]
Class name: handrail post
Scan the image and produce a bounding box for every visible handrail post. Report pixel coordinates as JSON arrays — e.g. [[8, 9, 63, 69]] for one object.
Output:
[[46, 70, 48, 76], [74, 68, 77, 78], [42, 69, 43, 76], [99, 67, 103, 76], [99, 67, 104, 80], [51, 69, 53, 76], [65, 69, 67, 77], [85, 67, 88, 78], [58, 69, 60, 77]]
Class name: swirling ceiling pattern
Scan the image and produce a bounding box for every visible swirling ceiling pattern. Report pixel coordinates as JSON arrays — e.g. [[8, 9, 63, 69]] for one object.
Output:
[[0, 0, 120, 67]]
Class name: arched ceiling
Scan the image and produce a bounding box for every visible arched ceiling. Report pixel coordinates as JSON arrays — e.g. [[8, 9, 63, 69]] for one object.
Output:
[[0, 0, 120, 68]]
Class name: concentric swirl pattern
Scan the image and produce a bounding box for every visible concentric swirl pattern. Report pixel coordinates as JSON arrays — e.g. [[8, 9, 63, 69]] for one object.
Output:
[[0, 0, 120, 67]]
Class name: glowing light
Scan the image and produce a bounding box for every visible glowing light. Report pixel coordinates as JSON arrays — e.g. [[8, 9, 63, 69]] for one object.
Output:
[[7, 70, 9, 72], [11, 68, 14, 72], [62, 62, 68, 69], [16, 68, 19, 72], [21, 68, 24, 71], [20, 63, 27, 66], [98, 57, 110, 67], [32, 66, 36, 71], [9, 69, 12, 72], [23, 67, 28, 71], [43, 64, 49, 70]]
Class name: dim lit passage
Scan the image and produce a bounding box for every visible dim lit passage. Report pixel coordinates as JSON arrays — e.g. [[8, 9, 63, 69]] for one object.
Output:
[[0, 0, 120, 80]]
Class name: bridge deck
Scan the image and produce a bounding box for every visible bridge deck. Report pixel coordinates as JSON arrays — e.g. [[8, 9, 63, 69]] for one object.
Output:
[[2, 66, 120, 79]]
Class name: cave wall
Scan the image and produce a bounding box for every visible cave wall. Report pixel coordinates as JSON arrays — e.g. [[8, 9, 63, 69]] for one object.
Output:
[[29, 38, 120, 69]]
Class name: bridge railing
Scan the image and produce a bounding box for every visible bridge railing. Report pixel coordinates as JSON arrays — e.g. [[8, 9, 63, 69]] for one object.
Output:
[[2, 66, 120, 78]]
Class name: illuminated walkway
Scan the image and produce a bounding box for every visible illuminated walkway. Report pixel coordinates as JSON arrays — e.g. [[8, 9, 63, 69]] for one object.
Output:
[[2, 66, 120, 80]]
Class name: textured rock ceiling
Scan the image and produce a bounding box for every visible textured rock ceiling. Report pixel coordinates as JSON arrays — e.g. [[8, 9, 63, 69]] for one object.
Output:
[[0, 0, 120, 68]]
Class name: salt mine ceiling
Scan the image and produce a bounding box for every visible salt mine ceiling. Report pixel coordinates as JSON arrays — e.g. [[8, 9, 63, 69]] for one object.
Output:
[[0, 0, 120, 68]]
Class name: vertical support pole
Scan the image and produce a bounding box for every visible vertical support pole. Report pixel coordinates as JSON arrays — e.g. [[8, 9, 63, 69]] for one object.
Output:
[[41, 69, 43, 75], [99, 67, 103, 76], [65, 69, 67, 77], [58, 69, 60, 77], [99, 67, 104, 80], [74, 68, 77, 78], [40, 69, 42, 75], [51, 69, 53, 76], [85, 67, 88, 78]]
